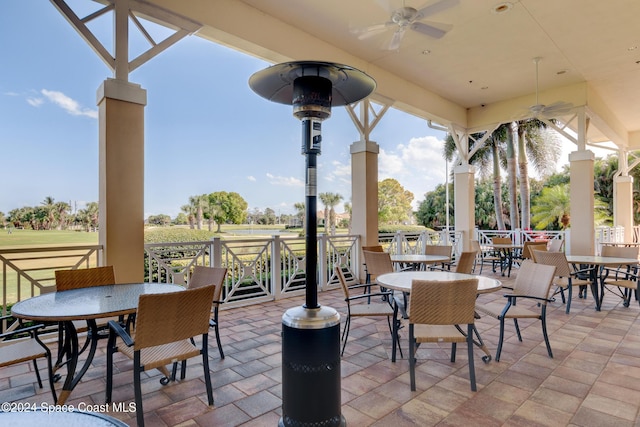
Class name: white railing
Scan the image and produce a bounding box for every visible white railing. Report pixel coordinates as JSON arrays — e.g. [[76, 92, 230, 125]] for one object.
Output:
[[144, 234, 360, 309], [380, 230, 464, 258], [7, 228, 618, 315], [0, 245, 103, 316], [475, 229, 565, 247]]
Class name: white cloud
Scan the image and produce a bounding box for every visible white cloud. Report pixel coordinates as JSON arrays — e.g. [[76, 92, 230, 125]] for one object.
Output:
[[247, 175, 256, 181], [40, 89, 98, 119], [325, 160, 351, 184], [27, 97, 44, 107], [379, 135, 447, 208], [266, 173, 304, 187]]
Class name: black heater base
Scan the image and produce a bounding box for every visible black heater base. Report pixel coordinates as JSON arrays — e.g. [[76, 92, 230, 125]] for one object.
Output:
[[279, 306, 345, 427]]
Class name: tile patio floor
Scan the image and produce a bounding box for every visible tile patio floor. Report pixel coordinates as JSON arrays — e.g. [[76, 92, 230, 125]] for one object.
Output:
[[2, 267, 640, 426]]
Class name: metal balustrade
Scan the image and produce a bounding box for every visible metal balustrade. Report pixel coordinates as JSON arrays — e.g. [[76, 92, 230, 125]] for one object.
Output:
[[0, 245, 103, 316], [10, 228, 637, 316]]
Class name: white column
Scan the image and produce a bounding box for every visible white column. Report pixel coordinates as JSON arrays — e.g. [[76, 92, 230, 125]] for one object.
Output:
[[569, 150, 595, 255], [97, 78, 147, 282], [351, 140, 379, 280], [454, 164, 476, 251], [614, 175, 634, 242]]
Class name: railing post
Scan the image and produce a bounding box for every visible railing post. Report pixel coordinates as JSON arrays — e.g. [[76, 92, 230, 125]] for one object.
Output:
[[273, 235, 282, 299], [211, 237, 222, 268]]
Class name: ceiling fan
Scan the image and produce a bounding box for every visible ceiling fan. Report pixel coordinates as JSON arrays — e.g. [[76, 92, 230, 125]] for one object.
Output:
[[516, 57, 574, 120], [352, 0, 458, 51]]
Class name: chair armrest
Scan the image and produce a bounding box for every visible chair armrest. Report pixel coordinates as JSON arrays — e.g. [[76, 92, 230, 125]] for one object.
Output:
[[0, 323, 45, 341], [506, 294, 553, 303], [108, 320, 134, 347], [348, 291, 393, 302], [348, 283, 374, 291]]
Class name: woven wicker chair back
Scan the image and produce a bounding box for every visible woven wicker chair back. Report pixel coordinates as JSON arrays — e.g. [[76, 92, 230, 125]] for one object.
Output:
[[409, 278, 478, 325], [522, 241, 548, 261], [455, 251, 477, 274], [335, 267, 352, 300], [513, 260, 556, 301], [531, 250, 571, 277], [55, 266, 115, 291], [362, 250, 394, 276], [188, 266, 227, 303], [424, 245, 452, 259], [547, 239, 564, 252], [601, 245, 639, 259], [492, 237, 512, 245], [134, 285, 215, 349]]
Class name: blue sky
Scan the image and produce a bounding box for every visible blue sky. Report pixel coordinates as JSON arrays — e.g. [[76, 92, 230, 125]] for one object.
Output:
[[11, 2, 596, 220]]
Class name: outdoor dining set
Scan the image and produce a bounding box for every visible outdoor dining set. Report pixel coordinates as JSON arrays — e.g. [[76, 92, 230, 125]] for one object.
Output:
[[1, 265, 227, 427], [1, 238, 640, 425], [337, 238, 640, 393]]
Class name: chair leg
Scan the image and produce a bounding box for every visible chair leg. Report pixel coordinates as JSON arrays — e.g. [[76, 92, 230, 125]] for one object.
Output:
[[340, 316, 351, 356], [44, 351, 57, 404], [409, 324, 416, 391], [32, 359, 43, 388], [450, 343, 456, 362], [513, 319, 522, 342], [202, 334, 214, 406], [541, 307, 553, 358], [214, 322, 225, 359], [105, 333, 116, 403], [496, 317, 506, 362], [466, 324, 477, 391], [134, 353, 145, 427], [566, 284, 573, 314]]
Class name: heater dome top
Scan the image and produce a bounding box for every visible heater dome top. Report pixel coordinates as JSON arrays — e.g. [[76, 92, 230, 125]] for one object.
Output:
[[249, 61, 376, 106]]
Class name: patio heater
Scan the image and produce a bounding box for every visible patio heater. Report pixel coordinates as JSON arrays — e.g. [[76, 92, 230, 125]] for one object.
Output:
[[249, 61, 375, 427]]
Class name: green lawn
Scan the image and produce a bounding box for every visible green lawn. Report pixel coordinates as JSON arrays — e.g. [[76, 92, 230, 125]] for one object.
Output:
[[0, 229, 99, 248]]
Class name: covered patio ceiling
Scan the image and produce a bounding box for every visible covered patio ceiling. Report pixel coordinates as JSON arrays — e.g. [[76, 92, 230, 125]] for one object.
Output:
[[142, 0, 640, 153]]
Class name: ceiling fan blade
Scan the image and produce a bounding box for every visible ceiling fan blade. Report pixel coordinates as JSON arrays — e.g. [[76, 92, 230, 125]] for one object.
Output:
[[540, 101, 574, 118], [385, 29, 406, 50], [416, 0, 460, 19], [352, 21, 394, 39], [410, 21, 452, 39]]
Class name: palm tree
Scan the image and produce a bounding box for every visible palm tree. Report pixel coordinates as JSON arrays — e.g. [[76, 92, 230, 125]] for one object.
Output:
[[515, 119, 561, 229], [54, 201, 71, 230], [294, 202, 305, 229], [41, 196, 56, 230], [319, 192, 344, 235], [505, 124, 519, 229], [531, 184, 572, 230], [327, 193, 343, 235], [444, 131, 507, 230], [180, 204, 196, 229], [531, 184, 609, 230], [188, 195, 207, 230]]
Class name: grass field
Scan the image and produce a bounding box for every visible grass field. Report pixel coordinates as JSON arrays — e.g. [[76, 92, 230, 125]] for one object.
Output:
[[0, 229, 99, 248]]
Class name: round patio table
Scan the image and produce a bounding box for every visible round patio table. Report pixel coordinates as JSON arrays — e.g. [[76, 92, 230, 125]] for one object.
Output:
[[377, 271, 502, 362], [11, 283, 184, 405], [389, 254, 450, 270], [566, 255, 638, 311]]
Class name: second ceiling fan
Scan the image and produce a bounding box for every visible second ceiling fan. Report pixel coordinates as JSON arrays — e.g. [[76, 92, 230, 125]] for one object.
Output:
[[515, 57, 574, 120]]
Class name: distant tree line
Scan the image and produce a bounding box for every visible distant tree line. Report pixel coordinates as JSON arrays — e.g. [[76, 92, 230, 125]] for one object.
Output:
[[2, 197, 98, 231]]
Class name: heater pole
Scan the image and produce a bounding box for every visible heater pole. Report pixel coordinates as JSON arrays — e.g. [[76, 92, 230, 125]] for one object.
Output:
[[303, 117, 319, 309]]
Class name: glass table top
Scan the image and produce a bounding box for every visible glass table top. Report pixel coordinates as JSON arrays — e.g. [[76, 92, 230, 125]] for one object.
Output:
[[11, 283, 184, 321]]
